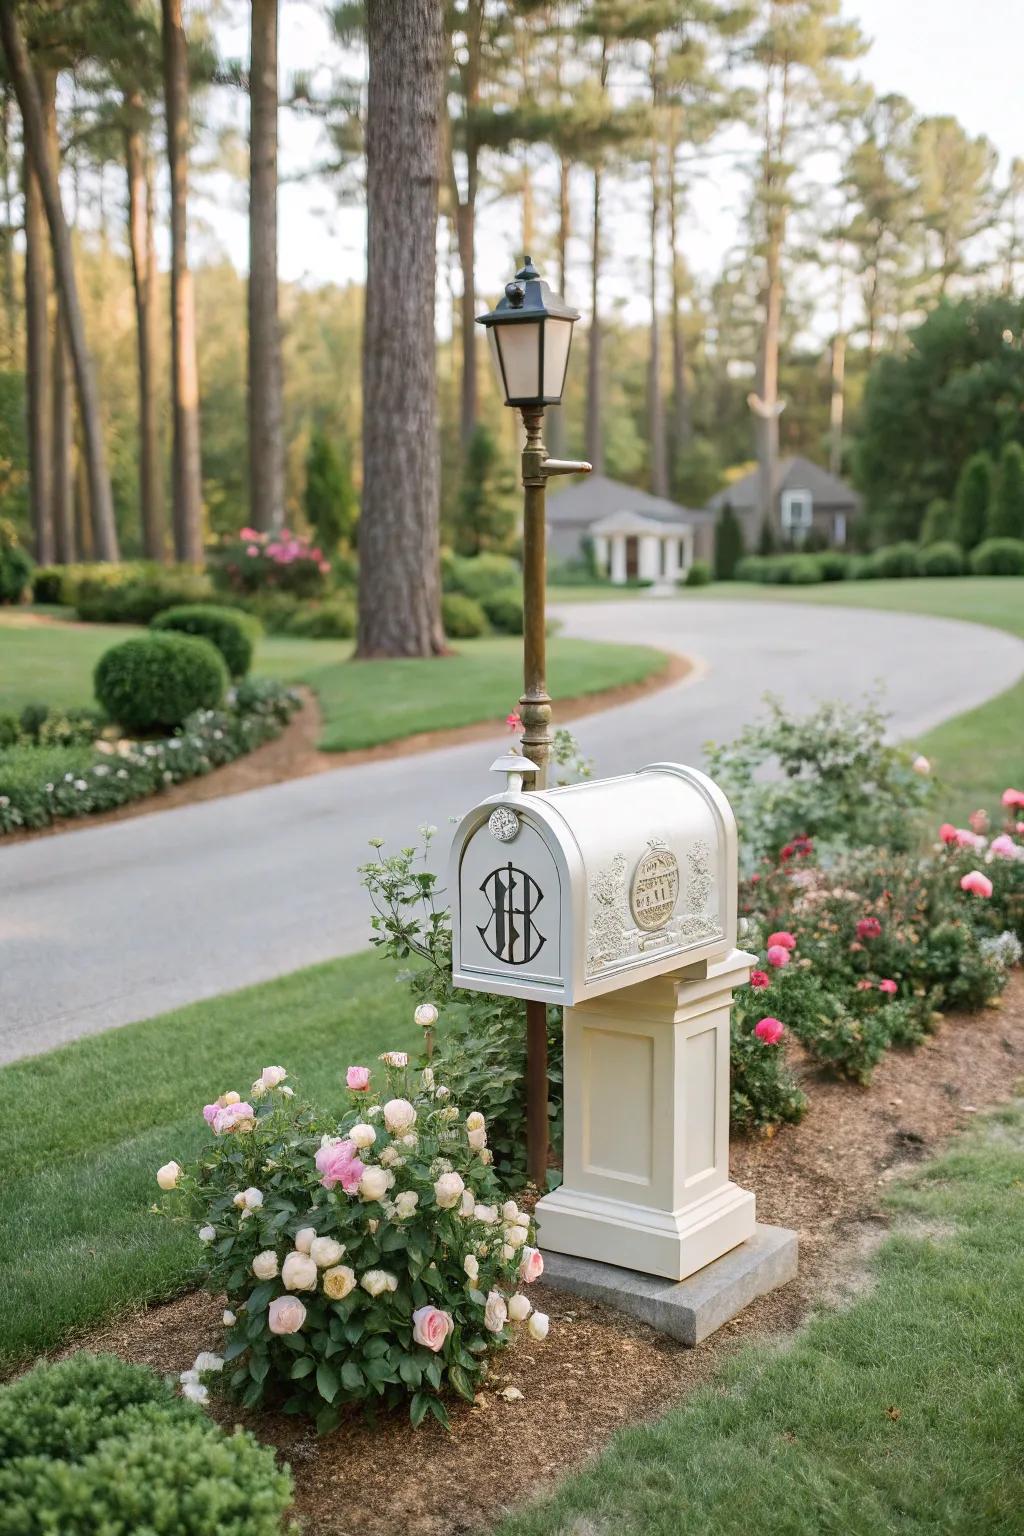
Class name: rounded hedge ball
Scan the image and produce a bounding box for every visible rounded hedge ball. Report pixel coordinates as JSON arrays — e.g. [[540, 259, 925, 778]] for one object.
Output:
[[94, 632, 228, 734], [150, 603, 256, 677]]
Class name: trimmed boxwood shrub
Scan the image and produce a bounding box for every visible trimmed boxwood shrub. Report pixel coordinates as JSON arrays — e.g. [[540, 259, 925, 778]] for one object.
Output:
[[684, 559, 712, 587], [916, 540, 964, 577], [95, 632, 228, 733], [442, 550, 520, 600], [442, 591, 488, 638], [817, 551, 850, 581], [867, 541, 920, 578], [734, 555, 766, 582], [31, 565, 65, 604], [283, 594, 357, 639], [0, 519, 31, 604], [969, 536, 1024, 575], [0, 1354, 293, 1536], [482, 588, 524, 633], [151, 604, 257, 677], [74, 564, 215, 623]]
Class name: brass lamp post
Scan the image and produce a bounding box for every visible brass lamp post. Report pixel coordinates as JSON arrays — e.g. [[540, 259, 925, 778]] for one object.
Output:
[[477, 257, 591, 1188]]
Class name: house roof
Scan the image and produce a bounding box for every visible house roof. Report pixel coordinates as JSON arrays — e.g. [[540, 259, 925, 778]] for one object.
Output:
[[589, 509, 690, 536], [706, 456, 861, 514], [547, 472, 713, 527]]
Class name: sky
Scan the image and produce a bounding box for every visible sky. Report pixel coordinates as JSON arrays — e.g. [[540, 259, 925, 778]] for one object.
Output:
[[194, 0, 1024, 336]]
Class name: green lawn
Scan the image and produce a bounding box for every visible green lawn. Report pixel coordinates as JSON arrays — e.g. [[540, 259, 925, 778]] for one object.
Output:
[[0, 950, 416, 1372], [0, 616, 665, 753], [495, 1100, 1024, 1536]]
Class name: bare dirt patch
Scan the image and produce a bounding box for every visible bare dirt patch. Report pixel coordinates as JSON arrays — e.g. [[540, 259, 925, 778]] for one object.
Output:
[[4, 654, 687, 845], [66, 973, 1024, 1536]]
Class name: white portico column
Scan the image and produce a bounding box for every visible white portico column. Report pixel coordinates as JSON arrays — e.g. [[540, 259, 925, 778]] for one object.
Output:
[[536, 948, 758, 1281], [662, 534, 680, 582], [592, 533, 609, 576], [610, 534, 627, 584]]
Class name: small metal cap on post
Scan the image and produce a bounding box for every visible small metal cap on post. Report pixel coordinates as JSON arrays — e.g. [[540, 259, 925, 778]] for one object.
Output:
[[489, 751, 537, 796]]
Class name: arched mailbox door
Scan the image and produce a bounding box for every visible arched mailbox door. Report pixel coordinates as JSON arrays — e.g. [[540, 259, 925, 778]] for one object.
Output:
[[449, 762, 737, 1005]]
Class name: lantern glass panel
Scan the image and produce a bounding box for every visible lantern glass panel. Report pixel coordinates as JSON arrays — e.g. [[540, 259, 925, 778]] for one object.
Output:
[[495, 319, 542, 402], [542, 318, 574, 402]]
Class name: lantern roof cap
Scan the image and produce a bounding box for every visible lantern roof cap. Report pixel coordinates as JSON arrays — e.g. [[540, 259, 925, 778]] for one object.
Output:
[[476, 257, 580, 328]]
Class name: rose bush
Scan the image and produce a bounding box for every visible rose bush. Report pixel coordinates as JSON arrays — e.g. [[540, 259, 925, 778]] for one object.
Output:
[[157, 1045, 548, 1431], [210, 528, 330, 599]]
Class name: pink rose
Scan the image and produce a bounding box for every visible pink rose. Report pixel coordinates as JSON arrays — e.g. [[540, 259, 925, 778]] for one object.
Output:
[[411, 1305, 454, 1353], [856, 917, 882, 940], [1000, 787, 1024, 808], [212, 1101, 256, 1135], [766, 931, 796, 950], [955, 828, 984, 850], [315, 1138, 365, 1192], [939, 823, 958, 846], [856, 979, 874, 991], [960, 870, 993, 898], [766, 945, 790, 968], [519, 1246, 544, 1283], [968, 808, 989, 835], [878, 979, 898, 995], [268, 1296, 306, 1335], [202, 1103, 219, 1126], [754, 1016, 785, 1044], [346, 1066, 371, 1091], [749, 970, 770, 990], [990, 834, 1020, 859]]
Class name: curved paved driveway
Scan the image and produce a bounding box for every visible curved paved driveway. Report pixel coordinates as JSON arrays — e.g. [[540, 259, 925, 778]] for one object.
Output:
[[1, 599, 1021, 1063]]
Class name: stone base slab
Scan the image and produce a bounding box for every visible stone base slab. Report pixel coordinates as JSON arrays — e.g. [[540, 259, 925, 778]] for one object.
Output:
[[538, 1223, 799, 1347]]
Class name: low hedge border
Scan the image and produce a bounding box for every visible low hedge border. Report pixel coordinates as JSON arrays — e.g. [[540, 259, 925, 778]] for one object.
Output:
[[0, 678, 301, 835], [734, 537, 1024, 586]]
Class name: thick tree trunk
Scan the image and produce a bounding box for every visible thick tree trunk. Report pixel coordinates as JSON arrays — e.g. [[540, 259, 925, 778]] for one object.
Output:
[[0, 86, 15, 358], [161, 0, 203, 564], [358, 0, 445, 658], [248, 0, 284, 532], [43, 74, 73, 563], [647, 138, 668, 499], [1, 20, 121, 560], [584, 165, 603, 473], [126, 109, 165, 560], [667, 125, 691, 473], [829, 331, 845, 478], [23, 68, 52, 564]]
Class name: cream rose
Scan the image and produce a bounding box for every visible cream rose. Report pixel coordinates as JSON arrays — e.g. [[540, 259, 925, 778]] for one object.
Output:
[[156, 1161, 181, 1191], [198, 1224, 216, 1244], [463, 1253, 479, 1282], [394, 1190, 419, 1220], [383, 1098, 417, 1135], [508, 1293, 532, 1322], [414, 1003, 439, 1028], [527, 1310, 550, 1340], [459, 1188, 477, 1219], [501, 1200, 520, 1224], [467, 1127, 488, 1152], [268, 1295, 306, 1335], [223, 1309, 237, 1326], [465, 1111, 486, 1132], [259, 1065, 287, 1088], [294, 1226, 317, 1254], [310, 1236, 345, 1268], [434, 1171, 465, 1209], [478, 1148, 493, 1166], [475, 1203, 498, 1226], [322, 1264, 357, 1301], [360, 1269, 398, 1297], [252, 1249, 279, 1280], [484, 1290, 508, 1333], [359, 1165, 394, 1202], [506, 1223, 529, 1249], [281, 1250, 318, 1292], [348, 1122, 376, 1150]]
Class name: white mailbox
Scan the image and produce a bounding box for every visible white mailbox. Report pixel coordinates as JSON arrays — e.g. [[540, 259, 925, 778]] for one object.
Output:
[[448, 758, 737, 1006]]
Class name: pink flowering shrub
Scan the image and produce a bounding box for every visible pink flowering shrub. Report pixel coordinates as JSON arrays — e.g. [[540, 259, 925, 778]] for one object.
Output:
[[156, 1046, 548, 1431], [210, 528, 330, 600]]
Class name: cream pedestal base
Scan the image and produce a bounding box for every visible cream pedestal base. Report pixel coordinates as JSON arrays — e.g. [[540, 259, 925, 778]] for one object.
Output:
[[536, 948, 758, 1282]]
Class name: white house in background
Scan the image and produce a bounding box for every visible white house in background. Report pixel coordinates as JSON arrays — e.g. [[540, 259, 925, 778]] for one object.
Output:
[[547, 473, 715, 584]]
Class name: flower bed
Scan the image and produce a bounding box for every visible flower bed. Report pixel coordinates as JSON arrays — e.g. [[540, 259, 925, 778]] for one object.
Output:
[[157, 1053, 549, 1431], [0, 679, 300, 835]]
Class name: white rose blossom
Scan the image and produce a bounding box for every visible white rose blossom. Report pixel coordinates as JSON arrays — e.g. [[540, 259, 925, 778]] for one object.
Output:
[[394, 1190, 420, 1220], [281, 1251, 318, 1291], [223, 1309, 237, 1326], [294, 1227, 317, 1254], [508, 1293, 532, 1322], [348, 1122, 377, 1149], [198, 1224, 216, 1244], [463, 1254, 479, 1282], [459, 1188, 477, 1219], [252, 1249, 279, 1280], [310, 1236, 345, 1268], [484, 1291, 508, 1333], [433, 1171, 465, 1209], [414, 1003, 439, 1027], [501, 1201, 520, 1224], [467, 1127, 488, 1152], [527, 1310, 550, 1341], [359, 1165, 395, 1202], [360, 1269, 399, 1297], [475, 1203, 498, 1226], [259, 1065, 287, 1088], [465, 1111, 486, 1133], [478, 1148, 493, 1166], [156, 1161, 181, 1191], [383, 1098, 417, 1135], [181, 1381, 208, 1405], [380, 1052, 408, 1069]]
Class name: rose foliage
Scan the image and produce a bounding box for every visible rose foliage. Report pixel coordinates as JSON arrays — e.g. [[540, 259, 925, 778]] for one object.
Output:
[[158, 1054, 549, 1431]]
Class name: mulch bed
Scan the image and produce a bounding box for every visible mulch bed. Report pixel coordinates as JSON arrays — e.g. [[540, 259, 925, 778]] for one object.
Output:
[[4, 654, 688, 845], [66, 973, 1024, 1536]]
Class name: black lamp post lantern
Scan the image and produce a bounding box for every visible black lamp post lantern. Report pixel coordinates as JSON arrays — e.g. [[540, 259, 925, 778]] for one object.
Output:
[[476, 256, 591, 1192], [476, 257, 579, 408]]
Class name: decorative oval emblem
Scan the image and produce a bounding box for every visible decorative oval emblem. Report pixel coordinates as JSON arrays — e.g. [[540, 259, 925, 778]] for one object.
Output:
[[488, 806, 521, 843], [630, 844, 680, 931]]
